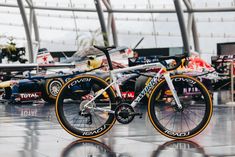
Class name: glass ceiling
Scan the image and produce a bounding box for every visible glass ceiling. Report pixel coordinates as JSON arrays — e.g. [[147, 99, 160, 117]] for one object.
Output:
[[0, 0, 234, 62]]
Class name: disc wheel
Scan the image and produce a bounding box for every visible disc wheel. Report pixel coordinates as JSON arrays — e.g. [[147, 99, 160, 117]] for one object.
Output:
[[148, 75, 213, 139], [55, 75, 117, 138]]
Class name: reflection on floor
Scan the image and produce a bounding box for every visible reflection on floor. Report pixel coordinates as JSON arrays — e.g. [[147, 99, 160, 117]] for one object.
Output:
[[0, 91, 234, 157]]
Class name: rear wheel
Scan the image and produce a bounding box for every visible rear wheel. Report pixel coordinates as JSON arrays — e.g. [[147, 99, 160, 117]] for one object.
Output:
[[55, 75, 116, 138], [148, 75, 213, 139]]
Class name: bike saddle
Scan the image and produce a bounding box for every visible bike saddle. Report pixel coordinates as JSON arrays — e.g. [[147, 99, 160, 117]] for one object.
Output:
[[94, 45, 128, 54], [93, 45, 116, 52]]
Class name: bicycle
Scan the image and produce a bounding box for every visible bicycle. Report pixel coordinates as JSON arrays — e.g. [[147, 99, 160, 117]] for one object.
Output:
[[55, 46, 213, 139]]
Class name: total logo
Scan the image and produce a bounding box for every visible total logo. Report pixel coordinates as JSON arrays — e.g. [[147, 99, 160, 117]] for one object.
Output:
[[19, 92, 41, 100], [21, 109, 37, 117]]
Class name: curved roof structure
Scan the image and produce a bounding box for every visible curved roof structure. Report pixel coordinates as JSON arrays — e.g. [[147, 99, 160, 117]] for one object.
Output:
[[0, 0, 234, 62]]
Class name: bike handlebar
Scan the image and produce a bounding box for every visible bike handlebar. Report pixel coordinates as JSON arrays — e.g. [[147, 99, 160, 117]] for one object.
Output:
[[158, 53, 188, 71]]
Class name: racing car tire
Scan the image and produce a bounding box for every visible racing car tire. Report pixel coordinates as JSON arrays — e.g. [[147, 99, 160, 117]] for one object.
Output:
[[3, 87, 12, 99], [42, 78, 65, 103]]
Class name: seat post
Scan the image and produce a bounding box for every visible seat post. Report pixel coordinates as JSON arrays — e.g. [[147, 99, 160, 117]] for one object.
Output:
[[104, 51, 114, 70]]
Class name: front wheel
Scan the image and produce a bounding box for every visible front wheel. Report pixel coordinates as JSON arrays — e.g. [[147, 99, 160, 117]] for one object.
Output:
[[148, 75, 213, 139], [55, 75, 117, 139]]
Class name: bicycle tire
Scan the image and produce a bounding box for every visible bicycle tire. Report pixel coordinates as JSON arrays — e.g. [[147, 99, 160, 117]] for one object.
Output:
[[148, 75, 213, 139], [151, 140, 208, 157], [55, 74, 117, 138], [61, 139, 116, 157]]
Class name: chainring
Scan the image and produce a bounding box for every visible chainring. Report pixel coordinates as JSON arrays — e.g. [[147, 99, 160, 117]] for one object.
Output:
[[115, 103, 135, 124]]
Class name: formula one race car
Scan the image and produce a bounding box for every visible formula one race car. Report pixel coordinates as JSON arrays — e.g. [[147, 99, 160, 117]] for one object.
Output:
[[128, 53, 217, 98], [0, 72, 80, 103], [0, 60, 139, 104], [0, 46, 137, 104], [211, 54, 235, 90], [0, 71, 139, 104]]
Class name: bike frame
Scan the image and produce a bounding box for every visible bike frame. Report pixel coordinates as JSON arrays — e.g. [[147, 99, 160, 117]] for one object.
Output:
[[84, 62, 183, 114]]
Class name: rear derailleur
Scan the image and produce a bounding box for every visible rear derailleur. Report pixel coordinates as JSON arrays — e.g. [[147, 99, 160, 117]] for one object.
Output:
[[78, 100, 94, 125], [79, 111, 92, 125]]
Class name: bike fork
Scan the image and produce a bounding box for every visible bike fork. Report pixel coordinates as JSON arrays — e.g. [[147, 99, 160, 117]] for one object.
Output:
[[164, 73, 182, 109]]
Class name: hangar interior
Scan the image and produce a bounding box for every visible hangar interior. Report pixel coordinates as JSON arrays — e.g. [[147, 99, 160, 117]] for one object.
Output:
[[0, 0, 234, 156]]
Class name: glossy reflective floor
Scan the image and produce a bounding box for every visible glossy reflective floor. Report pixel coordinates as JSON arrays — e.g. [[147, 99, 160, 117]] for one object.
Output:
[[0, 91, 234, 157]]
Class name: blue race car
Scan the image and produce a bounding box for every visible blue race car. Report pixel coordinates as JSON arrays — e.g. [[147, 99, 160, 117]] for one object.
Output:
[[0, 71, 84, 103]]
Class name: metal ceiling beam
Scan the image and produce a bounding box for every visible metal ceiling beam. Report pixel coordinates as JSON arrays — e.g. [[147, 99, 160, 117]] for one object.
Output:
[[33, 9, 40, 45], [17, 0, 34, 63], [29, 7, 235, 13], [188, 0, 200, 52], [183, 0, 191, 10], [192, 16, 200, 52], [1, 3, 235, 13], [29, 8, 33, 34], [102, 0, 111, 10], [187, 13, 193, 37], [184, 0, 193, 37], [103, 0, 112, 43], [183, 0, 200, 52], [94, 0, 109, 46], [32, 6, 235, 13], [25, 0, 32, 8], [25, 0, 40, 50], [103, 0, 118, 46], [29, 0, 40, 47], [107, 13, 112, 33], [173, 0, 190, 54]]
